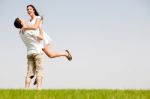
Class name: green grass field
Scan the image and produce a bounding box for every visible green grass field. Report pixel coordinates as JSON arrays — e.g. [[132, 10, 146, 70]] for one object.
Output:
[[0, 89, 149, 99]]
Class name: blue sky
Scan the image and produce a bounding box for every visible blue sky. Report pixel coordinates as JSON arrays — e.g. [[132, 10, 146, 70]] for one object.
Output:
[[0, 0, 150, 89]]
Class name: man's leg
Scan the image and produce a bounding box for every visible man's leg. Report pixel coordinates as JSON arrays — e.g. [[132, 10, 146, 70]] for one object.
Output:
[[36, 76, 43, 90], [25, 54, 35, 89], [34, 53, 43, 90], [25, 77, 31, 89]]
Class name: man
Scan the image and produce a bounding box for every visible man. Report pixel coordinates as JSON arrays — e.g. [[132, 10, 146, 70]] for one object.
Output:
[[14, 18, 43, 90]]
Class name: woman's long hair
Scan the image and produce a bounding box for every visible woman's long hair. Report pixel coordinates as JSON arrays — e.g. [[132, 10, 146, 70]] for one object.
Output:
[[27, 4, 39, 16]]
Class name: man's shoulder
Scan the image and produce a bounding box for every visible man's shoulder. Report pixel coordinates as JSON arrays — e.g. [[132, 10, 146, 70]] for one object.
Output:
[[19, 29, 23, 34]]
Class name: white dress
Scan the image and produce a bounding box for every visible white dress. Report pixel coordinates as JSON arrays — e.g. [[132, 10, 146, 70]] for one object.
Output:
[[27, 16, 52, 48]]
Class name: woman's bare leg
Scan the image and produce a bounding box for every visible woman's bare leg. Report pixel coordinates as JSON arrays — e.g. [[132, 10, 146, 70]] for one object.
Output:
[[42, 44, 72, 60]]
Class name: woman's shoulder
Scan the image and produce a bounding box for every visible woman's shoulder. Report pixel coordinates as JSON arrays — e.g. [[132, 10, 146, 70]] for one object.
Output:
[[36, 16, 42, 19]]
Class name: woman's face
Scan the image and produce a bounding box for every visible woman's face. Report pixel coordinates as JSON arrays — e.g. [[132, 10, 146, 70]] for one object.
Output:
[[27, 6, 34, 16]]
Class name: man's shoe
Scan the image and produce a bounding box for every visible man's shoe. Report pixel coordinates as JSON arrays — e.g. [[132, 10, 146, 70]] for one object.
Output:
[[33, 78, 37, 85]]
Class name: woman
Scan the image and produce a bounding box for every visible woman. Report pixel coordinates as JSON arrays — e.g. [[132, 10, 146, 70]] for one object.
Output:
[[22, 4, 72, 61]]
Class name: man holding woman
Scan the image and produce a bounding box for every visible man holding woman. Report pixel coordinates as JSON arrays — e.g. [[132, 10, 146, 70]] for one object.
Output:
[[14, 4, 72, 90]]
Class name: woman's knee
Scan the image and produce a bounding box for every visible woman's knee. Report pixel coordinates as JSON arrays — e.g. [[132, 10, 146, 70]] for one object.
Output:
[[47, 53, 55, 58]]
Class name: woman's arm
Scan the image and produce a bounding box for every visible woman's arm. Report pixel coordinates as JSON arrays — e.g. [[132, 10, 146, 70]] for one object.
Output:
[[37, 27, 44, 40], [22, 18, 42, 30]]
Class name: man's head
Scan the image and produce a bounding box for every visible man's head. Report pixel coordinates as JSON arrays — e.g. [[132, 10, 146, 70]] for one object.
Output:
[[14, 18, 24, 29]]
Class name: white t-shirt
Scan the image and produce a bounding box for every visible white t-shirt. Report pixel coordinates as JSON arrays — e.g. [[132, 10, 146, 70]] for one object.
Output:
[[19, 29, 43, 55]]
